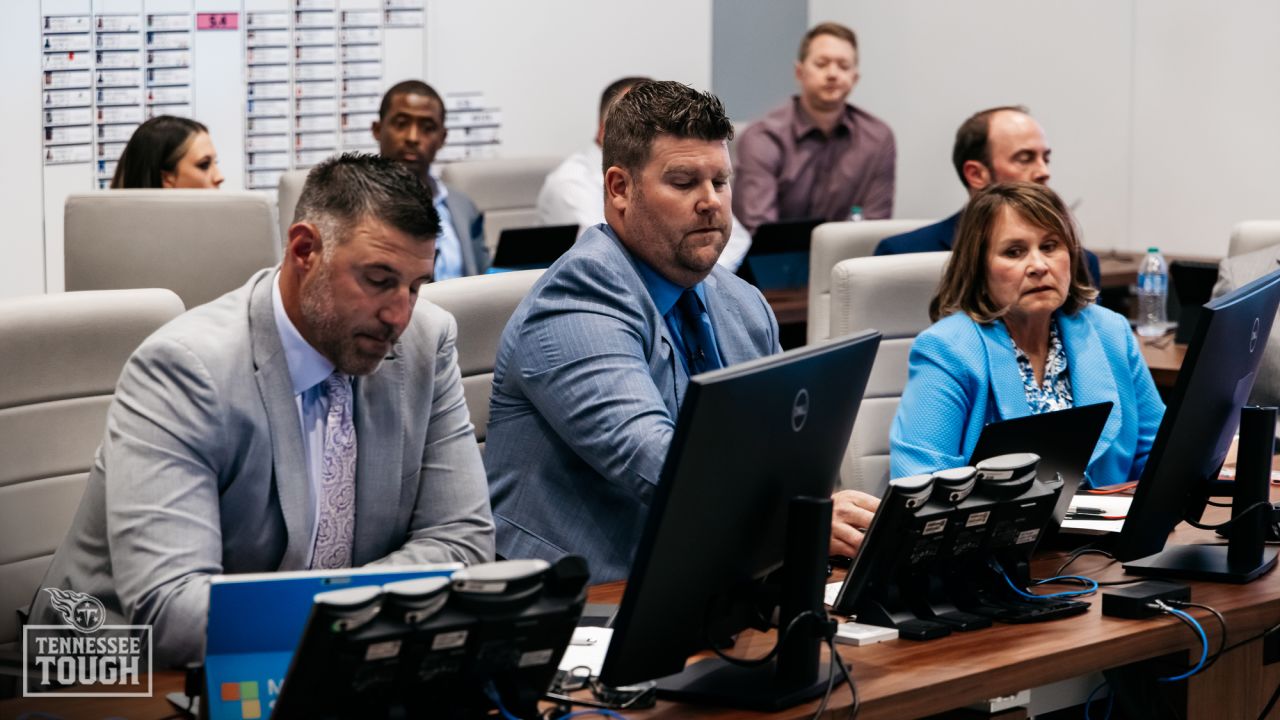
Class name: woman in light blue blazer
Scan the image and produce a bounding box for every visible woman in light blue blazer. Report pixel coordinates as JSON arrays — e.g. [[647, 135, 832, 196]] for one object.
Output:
[[891, 182, 1164, 486]]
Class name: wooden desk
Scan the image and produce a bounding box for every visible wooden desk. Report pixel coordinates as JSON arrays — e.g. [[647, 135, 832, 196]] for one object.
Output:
[[6, 512, 1277, 720]]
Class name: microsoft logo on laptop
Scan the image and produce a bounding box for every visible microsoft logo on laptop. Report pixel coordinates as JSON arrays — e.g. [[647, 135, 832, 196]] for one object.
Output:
[[220, 680, 264, 719]]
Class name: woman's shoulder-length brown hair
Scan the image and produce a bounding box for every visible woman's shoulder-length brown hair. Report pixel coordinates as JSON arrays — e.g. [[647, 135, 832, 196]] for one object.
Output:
[[930, 181, 1098, 323]]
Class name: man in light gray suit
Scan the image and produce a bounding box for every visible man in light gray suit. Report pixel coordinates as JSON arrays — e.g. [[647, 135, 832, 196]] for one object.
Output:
[[1214, 243, 1280, 407], [31, 154, 494, 667], [485, 81, 880, 583], [373, 79, 489, 279]]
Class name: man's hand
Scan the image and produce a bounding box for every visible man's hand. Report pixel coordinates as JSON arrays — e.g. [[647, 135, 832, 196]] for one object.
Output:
[[829, 489, 880, 558]]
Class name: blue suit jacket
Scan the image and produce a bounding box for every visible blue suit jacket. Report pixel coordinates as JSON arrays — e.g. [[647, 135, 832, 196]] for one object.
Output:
[[485, 224, 781, 581], [890, 304, 1164, 487], [876, 211, 1104, 287]]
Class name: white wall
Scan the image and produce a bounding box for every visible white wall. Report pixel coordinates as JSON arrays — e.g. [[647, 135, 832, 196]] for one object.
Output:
[[1130, 0, 1280, 258], [809, 0, 1280, 257], [810, 0, 1135, 253], [2, 0, 47, 297], [426, 0, 712, 159]]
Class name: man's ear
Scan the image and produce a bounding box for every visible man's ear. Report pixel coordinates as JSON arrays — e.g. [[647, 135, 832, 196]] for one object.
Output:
[[604, 165, 632, 213], [963, 160, 992, 192], [371, 119, 382, 143], [285, 222, 324, 273]]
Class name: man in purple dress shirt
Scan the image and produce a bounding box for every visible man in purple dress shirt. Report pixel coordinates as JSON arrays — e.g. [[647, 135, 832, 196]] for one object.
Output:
[[732, 22, 896, 235]]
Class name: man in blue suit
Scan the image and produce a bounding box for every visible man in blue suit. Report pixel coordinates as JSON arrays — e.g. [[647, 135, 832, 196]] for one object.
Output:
[[486, 81, 880, 582], [875, 106, 1101, 285]]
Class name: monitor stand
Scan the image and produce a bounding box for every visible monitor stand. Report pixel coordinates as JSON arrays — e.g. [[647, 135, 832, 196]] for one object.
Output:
[[654, 497, 838, 711], [1124, 406, 1280, 584]]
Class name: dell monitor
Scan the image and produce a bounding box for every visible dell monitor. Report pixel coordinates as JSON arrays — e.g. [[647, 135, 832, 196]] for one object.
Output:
[[1116, 267, 1280, 582], [598, 329, 881, 710]]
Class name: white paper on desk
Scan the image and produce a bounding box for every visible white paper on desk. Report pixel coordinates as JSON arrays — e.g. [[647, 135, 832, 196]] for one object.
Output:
[[558, 626, 613, 676], [824, 580, 842, 607], [1061, 495, 1132, 533]]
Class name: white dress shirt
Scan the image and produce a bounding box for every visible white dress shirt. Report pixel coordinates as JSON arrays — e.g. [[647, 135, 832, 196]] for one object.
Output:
[[271, 271, 336, 568], [535, 144, 751, 271]]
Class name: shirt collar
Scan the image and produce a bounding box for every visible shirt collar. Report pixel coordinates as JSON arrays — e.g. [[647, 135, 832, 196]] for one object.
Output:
[[272, 270, 336, 396], [789, 95, 855, 141], [429, 171, 448, 205]]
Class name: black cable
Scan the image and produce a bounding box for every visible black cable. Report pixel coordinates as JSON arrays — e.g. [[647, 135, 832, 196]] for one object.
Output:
[[1184, 500, 1273, 531], [1167, 601, 1228, 673], [710, 609, 828, 668], [810, 638, 840, 720], [1053, 547, 1115, 577], [1259, 676, 1280, 720], [1218, 618, 1280, 656], [833, 637, 859, 719]]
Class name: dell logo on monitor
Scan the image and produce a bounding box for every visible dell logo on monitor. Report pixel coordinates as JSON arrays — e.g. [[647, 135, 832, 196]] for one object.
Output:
[[791, 388, 810, 432], [1251, 317, 1261, 353]]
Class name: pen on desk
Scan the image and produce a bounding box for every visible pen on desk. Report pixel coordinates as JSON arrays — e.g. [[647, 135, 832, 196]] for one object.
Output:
[[1070, 507, 1106, 515]]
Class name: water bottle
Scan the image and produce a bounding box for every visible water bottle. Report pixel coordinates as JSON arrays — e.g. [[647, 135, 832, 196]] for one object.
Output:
[[849, 205, 864, 222], [1136, 247, 1168, 337]]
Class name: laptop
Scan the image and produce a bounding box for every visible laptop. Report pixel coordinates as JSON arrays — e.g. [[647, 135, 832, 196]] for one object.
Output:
[[1169, 260, 1220, 344], [737, 217, 823, 290], [488, 224, 579, 271], [968, 402, 1113, 532], [202, 563, 459, 720]]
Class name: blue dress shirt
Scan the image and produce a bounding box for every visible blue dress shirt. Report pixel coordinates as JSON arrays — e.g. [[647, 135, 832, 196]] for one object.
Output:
[[431, 178, 464, 281]]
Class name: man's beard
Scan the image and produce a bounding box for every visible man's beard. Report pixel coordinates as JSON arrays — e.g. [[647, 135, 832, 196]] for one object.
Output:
[[299, 259, 388, 376]]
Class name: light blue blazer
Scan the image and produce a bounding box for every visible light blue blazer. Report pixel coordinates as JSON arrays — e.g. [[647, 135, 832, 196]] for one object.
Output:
[[890, 304, 1165, 487], [485, 224, 780, 582]]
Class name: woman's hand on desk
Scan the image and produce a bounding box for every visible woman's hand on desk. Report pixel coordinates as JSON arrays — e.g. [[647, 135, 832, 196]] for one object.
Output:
[[829, 490, 880, 557]]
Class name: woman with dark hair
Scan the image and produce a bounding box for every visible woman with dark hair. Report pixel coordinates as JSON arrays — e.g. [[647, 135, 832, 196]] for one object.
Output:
[[890, 181, 1164, 486], [111, 115, 224, 189]]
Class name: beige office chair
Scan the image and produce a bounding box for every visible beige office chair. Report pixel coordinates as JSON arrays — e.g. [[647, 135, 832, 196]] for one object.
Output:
[[807, 219, 932, 344], [829, 252, 951, 496], [1227, 220, 1280, 258], [0, 289, 184, 649], [419, 270, 544, 447], [439, 157, 562, 255], [276, 169, 311, 242], [65, 190, 280, 310]]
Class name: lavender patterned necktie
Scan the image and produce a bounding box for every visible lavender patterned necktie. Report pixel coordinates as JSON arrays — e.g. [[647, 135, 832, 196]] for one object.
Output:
[[312, 372, 356, 569]]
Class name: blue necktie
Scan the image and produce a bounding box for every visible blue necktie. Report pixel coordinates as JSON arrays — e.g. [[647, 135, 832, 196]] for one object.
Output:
[[676, 289, 723, 375]]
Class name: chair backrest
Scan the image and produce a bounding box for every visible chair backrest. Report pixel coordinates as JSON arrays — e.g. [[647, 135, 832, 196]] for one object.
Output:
[[0, 289, 184, 647], [439, 157, 562, 254], [65, 190, 280, 309], [1227, 220, 1280, 258], [829, 252, 951, 496], [276, 169, 311, 242], [419, 270, 544, 446], [807, 219, 933, 344]]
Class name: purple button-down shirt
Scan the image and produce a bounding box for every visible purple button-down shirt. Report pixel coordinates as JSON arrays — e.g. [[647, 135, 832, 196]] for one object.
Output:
[[732, 96, 896, 235]]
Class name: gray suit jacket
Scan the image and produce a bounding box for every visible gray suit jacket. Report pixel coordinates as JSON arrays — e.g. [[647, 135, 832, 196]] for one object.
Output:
[[30, 269, 494, 667], [444, 182, 490, 276], [1214, 244, 1280, 407], [484, 224, 781, 582]]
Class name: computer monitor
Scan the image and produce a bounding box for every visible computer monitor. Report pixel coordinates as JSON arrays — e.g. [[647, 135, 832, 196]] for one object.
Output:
[[598, 330, 881, 711], [1116, 267, 1280, 582], [737, 217, 823, 290], [489, 224, 579, 271]]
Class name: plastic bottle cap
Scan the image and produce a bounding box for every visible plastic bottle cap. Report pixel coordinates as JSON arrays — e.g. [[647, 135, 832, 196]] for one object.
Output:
[[1147, 247, 1159, 252]]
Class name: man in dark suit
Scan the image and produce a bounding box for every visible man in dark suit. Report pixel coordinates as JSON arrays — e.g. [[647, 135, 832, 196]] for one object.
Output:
[[876, 106, 1101, 285], [485, 81, 880, 582], [373, 80, 489, 279]]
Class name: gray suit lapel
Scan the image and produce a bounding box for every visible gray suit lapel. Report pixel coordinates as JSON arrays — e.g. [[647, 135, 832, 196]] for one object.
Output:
[[702, 272, 752, 366], [444, 190, 478, 277], [351, 348, 405, 565], [248, 270, 314, 570]]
